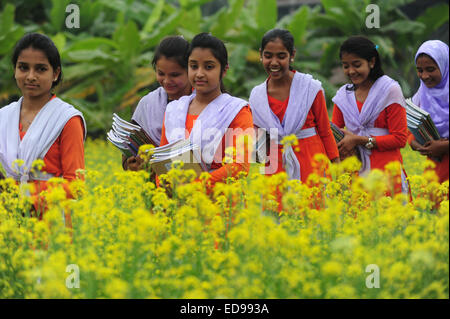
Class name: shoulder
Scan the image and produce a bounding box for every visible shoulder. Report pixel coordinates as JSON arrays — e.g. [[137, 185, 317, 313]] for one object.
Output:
[[0, 98, 21, 116], [137, 87, 167, 109], [229, 105, 253, 129], [249, 81, 267, 99]]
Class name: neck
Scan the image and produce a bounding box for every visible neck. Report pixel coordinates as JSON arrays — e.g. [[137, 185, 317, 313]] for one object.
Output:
[[355, 78, 374, 92], [22, 92, 53, 112], [168, 84, 193, 101], [194, 88, 222, 106], [268, 70, 294, 88]]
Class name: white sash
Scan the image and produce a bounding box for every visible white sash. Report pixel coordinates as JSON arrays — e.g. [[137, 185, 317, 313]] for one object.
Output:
[[131, 87, 168, 146], [0, 97, 86, 183], [249, 71, 322, 180], [164, 93, 248, 166]]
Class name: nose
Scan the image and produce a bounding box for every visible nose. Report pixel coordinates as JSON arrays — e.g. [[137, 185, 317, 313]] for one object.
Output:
[[26, 69, 37, 82]]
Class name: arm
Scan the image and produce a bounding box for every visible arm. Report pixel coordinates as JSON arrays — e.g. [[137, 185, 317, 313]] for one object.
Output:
[[311, 91, 339, 162], [60, 116, 85, 181], [374, 103, 407, 152]]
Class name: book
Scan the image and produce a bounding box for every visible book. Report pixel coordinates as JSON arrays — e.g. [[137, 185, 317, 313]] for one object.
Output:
[[148, 139, 208, 176], [406, 98, 441, 162], [107, 113, 156, 157], [330, 122, 361, 161]]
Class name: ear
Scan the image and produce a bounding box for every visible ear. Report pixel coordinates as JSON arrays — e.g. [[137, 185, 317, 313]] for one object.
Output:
[[222, 64, 229, 78], [259, 48, 262, 61], [53, 66, 61, 82], [291, 49, 297, 62], [369, 57, 376, 69]]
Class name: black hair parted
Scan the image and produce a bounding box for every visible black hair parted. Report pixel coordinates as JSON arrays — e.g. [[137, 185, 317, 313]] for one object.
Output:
[[340, 36, 384, 89], [152, 35, 190, 69], [261, 28, 295, 56], [187, 32, 229, 92], [12, 33, 62, 88]]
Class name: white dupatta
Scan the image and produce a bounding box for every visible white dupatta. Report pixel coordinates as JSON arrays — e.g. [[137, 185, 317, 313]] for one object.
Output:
[[249, 71, 322, 180], [0, 97, 86, 183], [131, 86, 168, 146], [164, 92, 248, 167]]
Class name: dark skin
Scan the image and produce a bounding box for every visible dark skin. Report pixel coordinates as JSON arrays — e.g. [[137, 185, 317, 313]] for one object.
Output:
[[410, 138, 449, 157]]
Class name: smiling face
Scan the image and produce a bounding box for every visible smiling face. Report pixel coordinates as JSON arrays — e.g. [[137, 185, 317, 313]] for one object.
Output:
[[14, 47, 60, 99], [155, 55, 190, 100], [261, 38, 294, 81], [416, 54, 442, 88], [188, 47, 224, 97], [340, 52, 375, 87]]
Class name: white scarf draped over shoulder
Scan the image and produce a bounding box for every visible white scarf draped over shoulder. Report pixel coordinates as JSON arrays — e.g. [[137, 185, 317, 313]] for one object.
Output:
[[249, 71, 323, 180], [0, 97, 86, 183], [164, 92, 248, 166], [131, 86, 168, 146], [332, 75, 406, 173]]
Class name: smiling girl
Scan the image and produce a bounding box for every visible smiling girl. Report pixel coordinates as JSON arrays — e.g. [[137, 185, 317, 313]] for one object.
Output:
[[124, 36, 192, 171], [331, 36, 409, 195], [408, 40, 449, 183], [249, 29, 339, 182], [159, 32, 253, 189], [0, 33, 86, 218]]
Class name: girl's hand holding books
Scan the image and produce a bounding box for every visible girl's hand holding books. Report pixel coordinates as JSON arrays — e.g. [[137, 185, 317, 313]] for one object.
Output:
[[125, 156, 144, 171], [420, 139, 449, 157], [337, 129, 360, 159]]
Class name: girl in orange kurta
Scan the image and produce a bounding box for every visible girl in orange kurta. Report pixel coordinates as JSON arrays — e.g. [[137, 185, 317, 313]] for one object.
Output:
[[249, 29, 339, 184], [160, 33, 253, 192], [331, 36, 409, 196], [0, 33, 85, 224]]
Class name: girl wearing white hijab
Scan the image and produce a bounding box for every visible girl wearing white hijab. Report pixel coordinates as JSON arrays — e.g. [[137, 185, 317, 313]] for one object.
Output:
[[409, 40, 449, 183]]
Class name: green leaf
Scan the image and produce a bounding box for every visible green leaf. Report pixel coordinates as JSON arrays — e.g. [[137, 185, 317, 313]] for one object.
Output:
[[64, 63, 107, 80], [142, 11, 183, 49], [113, 20, 141, 60], [210, 0, 245, 39], [142, 0, 164, 34], [381, 20, 426, 35], [255, 0, 277, 31], [67, 49, 119, 63], [51, 33, 66, 53], [416, 4, 449, 38], [287, 5, 309, 46], [50, 0, 70, 32]]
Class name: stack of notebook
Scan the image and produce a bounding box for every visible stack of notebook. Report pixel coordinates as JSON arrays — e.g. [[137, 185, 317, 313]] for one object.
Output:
[[149, 139, 207, 176], [406, 98, 440, 146], [107, 113, 156, 157], [330, 122, 361, 160]]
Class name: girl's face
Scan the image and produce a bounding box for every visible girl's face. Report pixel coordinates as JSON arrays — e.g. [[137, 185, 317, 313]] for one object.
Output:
[[260, 38, 294, 81], [14, 47, 60, 99], [155, 56, 190, 100], [341, 52, 375, 87], [416, 54, 442, 88], [188, 47, 224, 97]]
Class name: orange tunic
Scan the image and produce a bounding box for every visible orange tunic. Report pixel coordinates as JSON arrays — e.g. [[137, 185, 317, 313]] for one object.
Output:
[[19, 116, 85, 216], [160, 105, 254, 188], [262, 90, 339, 183], [407, 132, 449, 183]]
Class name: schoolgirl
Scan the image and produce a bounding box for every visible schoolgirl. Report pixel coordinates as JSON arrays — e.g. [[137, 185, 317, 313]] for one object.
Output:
[[409, 40, 449, 183], [159, 32, 254, 188], [0, 33, 86, 216], [124, 36, 192, 171], [331, 36, 409, 195], [249, 29, 339, 182]]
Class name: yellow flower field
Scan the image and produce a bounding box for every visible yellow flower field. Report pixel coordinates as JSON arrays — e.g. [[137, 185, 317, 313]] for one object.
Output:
[[0, 139, 448, 298]]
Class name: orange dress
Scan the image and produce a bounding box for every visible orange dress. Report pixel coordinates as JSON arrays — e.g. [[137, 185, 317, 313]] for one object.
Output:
[[19, 116, 85, 218], [262, 90, 339, 182], [332, 101, 408, 194], [160, 106, 254, 189], [407, 133, 449, 183]]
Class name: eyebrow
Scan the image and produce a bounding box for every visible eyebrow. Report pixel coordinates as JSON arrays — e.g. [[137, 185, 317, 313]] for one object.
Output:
[[17, 61, 49, 67]]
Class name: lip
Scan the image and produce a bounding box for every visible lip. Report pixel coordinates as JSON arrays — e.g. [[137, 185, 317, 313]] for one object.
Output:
[[25, 84, 38, 88], [195, 80, 207, 86]]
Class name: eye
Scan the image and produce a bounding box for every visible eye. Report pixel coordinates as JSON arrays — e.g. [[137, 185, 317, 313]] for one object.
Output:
[[18, 65, 28, 71], [205, 64, 214, 70], [277, 53, 287, 59], [170, 73, 181, 77], [157, 71, 165, 76], [263, 53, 272, 59], [189, 64, 198, 70], [425, 67, 436, 73], [38, 66, 47, 72]]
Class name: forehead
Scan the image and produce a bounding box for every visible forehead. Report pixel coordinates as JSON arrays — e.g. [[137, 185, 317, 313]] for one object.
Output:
[[188, 47, 219, 62], [17, 47, 50, 65], [262, 38, 289, 52], [340, 52, 364, 62], [416, 54, 439, 68], [155, 56, 185, 72]]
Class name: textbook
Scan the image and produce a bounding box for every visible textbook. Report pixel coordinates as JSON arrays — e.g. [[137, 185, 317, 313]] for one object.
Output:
[[406, 98, 440, 146], [330, 122, 361, 160], [405, 98, 441, 162], [149, 139, 208, 176], [107, 113, 156, 157]]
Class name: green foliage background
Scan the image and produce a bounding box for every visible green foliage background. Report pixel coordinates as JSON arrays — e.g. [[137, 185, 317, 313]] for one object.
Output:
[[0, 0, 448, 135]]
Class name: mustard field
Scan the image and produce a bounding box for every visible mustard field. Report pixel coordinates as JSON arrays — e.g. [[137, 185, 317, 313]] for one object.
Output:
[[0, 139, 448, 298]]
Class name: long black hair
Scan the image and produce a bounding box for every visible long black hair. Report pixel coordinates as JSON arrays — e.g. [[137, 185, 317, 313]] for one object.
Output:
[[339, 36, 384, 90], [152, 35, 190, 70], [261, 29, 295, 70], [12, 33, 62, 88], [187, 32, 228, 92]]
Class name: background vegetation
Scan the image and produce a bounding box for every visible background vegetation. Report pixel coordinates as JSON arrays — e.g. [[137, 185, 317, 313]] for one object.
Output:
[[0, 0, 448, 136]]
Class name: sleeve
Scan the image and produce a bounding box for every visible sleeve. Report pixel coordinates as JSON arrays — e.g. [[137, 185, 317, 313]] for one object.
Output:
[[206, 105, 254, 187], [374, 103, 408, 151], [311, 91, 339, 160], [331, 103, 346, 128], [60, 116, 85, 181], [159, 115, 169, 147]]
